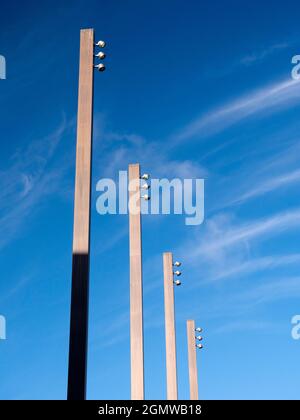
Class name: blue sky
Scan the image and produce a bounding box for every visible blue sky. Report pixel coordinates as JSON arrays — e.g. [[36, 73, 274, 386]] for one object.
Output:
[[1, 0, 300, 400]]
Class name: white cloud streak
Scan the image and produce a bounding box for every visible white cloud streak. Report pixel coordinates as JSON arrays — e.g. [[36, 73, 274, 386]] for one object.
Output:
[[240, 43, 288, 66], [232, 276, 300, 306], [189, 208, 300, 262], [208, 254, 300, 283], [174, 79, 300, 143], [232, 169, 300, 205], [0, 118, 71, 250]]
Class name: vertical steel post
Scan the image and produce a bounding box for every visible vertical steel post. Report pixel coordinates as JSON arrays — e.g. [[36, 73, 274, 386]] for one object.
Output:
[[187, 320, 199, 400], [128, 163, 145, 400], [163, 252, 178, 400], [67, 28, 94, 401]]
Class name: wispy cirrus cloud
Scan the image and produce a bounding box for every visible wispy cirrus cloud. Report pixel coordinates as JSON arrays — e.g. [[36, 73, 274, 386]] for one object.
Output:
[[170, 208, 300, 292], [213, 320, 277, 334], [231, 276, 300, 307], [240, 43, 289, 66], [173, 78, 300, 144], [94, 125, 207, 180], [0, 119, 66, 209], [232, 168, 300, 205], [207, 254, 300, 283], [188, 208, 300, 263], [0, 117, 72, 250], [207, 41, 291, 79]]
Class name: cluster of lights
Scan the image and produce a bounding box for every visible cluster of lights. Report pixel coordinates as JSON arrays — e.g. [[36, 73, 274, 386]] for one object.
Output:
[[173, 260, 182, 286], [94, 40, 106, 72], [195, 327, 204, 349], [140, 173, 151, 201]]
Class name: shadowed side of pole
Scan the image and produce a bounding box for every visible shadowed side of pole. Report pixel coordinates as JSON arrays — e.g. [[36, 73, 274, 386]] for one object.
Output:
[[68, 253, 90, 400]]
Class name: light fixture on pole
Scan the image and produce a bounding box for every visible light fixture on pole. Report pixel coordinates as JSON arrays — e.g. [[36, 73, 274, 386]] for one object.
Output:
[[95, 40, 106, 48], [94, 40, 106, 71]]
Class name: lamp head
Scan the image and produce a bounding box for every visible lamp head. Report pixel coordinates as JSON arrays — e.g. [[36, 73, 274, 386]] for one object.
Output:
[[95, 40, 106, 48], [95, 51, 106, 59], [173, 280, 181, 286], [173, 261, 181, 267], [95, 63, 105, 72], [174, 270, 181, 277]]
